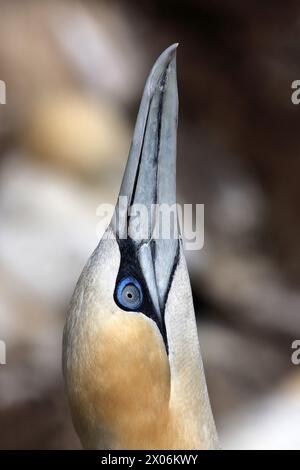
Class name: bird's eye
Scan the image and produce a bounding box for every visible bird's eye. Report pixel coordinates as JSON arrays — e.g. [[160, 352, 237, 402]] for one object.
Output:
[[116, 277, 143, 310]]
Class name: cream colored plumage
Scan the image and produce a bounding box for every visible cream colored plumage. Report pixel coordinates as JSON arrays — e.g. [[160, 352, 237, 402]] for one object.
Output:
[[63, 44, 219, 450]]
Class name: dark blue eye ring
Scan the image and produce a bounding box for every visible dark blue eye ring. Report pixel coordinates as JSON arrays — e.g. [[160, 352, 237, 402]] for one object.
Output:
[[116, 277, 143, 310]]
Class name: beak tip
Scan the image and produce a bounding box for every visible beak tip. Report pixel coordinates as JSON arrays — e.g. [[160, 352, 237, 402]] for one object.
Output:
[[147, 43, 178, 96], [168, 43, 179, 64], [161, 43, 179, 62]]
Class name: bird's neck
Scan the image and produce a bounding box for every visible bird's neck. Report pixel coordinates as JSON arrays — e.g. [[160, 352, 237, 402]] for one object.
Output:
[[65, 308, 217, 450]]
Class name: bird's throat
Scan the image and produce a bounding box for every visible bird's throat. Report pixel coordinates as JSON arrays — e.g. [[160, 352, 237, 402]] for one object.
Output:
[[65, 309, 215, 450]]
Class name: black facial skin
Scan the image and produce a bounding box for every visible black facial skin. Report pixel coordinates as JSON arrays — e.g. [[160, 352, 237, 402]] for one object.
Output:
[[114, 237, 179, 354]]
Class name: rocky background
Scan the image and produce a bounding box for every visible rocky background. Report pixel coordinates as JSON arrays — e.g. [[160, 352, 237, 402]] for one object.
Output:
[[0, 0, 300, 449]]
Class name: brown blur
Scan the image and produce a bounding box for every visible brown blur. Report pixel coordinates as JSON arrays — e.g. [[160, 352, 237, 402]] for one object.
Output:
[[0, 0, 299, 450]]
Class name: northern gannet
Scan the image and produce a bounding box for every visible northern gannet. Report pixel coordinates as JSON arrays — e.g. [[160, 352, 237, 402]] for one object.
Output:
[[63, 44, 218, 450]]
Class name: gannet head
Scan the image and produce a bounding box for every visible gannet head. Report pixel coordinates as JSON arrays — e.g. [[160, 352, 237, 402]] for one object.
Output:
[[63, 44, 218, 450]]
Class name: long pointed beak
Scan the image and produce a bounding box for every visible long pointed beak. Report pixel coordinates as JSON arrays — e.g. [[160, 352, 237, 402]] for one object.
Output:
[[112, 44, 179, 327]]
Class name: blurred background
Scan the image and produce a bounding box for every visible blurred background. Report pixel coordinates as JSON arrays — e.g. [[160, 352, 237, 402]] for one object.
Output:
[[0, 0, 300, 450]]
